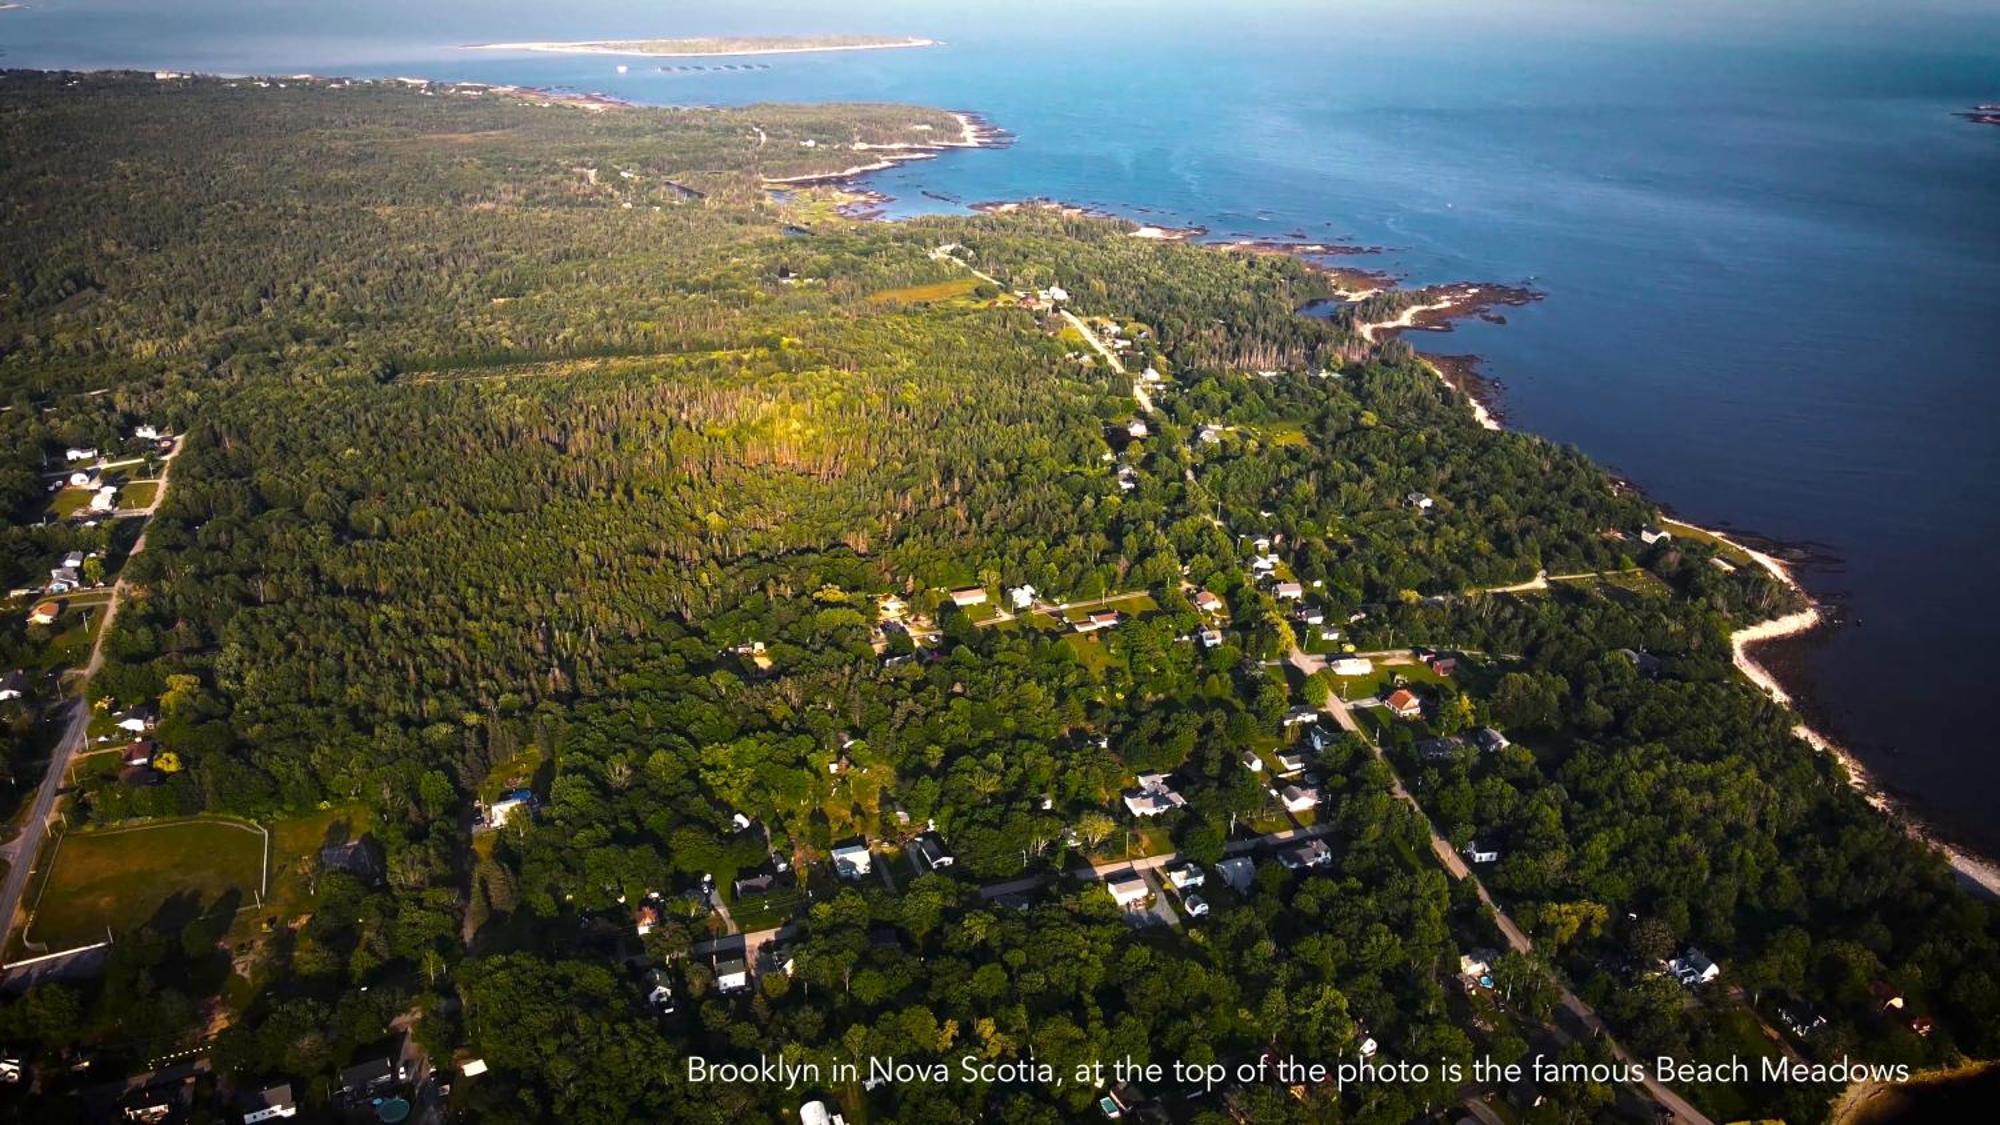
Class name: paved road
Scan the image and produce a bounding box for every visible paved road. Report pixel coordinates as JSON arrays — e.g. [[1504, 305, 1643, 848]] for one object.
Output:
[[1284, 648, 1708, 1123], [0, 442, 182, 958]]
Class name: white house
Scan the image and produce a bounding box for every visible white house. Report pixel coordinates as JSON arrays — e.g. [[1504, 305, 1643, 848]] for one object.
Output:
[[1183, 893, 1209, 917], [1296, 608, 1325, 625], [831, 839, 873, 878], [67, 471, 95, 488], [800, 1101, 847, 1125], [0, 671, 25, 702], [89, 486, 119, 512], [1273, 582, 1304, 600], [948, 586, 987, 608], [1250, 536, 1272, 553], [1198, 627, 1224, 648], [1044, 284, 1069, 304], [1126, 419, 1149, 439], [1406, 492, 1434, 511], [64, 447, 98, 463], [488, 789, 537, 828], [1192, 590, 1224, 614], [1276, 748, 1307, 774], [1165, 862, 1204, 890], [1250, 555, 1278, 573], [1282, 706, 1318, 727], [1105, 868, 1150, 907], [1073, 610, 1121, 634], [1280, 785, 1320, 814], [1329, 657, 1373, 676], [1463, 841, 1500, 865], [1008, 585, 1037, 610], [1670, 948, 1720, 987], [1239, 749, 1263, 773], [715, 957, 750, 993], [1640, 527, 1672, 546], [1123, 773, 1187, 817]]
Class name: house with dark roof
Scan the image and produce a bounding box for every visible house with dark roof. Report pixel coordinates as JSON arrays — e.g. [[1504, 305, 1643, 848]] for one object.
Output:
[[239, 1082, 297, 1123], [336, 1055, 404, 1102]]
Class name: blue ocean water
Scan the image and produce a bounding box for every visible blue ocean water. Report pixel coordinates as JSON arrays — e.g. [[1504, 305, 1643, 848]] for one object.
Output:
[[7, 2, 2000, 853]]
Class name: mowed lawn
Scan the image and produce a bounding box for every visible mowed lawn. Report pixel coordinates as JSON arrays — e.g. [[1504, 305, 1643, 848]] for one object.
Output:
[[26, 818, 265, 950]]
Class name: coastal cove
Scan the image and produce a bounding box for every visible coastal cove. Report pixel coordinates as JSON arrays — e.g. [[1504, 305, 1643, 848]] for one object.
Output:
[[2, 1, 1998, 863]]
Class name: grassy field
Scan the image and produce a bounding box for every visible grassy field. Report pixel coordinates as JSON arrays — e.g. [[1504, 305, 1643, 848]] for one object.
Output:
[[1660, 518, 1757, 566], [866, 277, 982, 305], [119, 479, 159, 509], [47, 486, 94, 519], [23, 817, 267, 951]]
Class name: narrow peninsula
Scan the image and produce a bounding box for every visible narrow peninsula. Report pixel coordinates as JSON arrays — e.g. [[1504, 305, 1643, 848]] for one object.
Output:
[[463, 35, 938, 59]]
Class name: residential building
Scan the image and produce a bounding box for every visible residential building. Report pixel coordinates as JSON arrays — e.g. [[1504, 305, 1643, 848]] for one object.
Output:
[[948, 586, 987, 608], [1007, 584, 1037, 610], [1281, 839, 1332, 869], [0, 670, 24, 702], [715, 957, 750, 993], [1280, 785, 1320, 813], [1105, 868, 1150, 907], [64, 447, 98, 462], [1165, 862, 1204, 890], [1122, 773, 1187, 817], [336, 1057, 404, 1102], [831, 838, 873, 878], [1273, 581, 1304, 600], [1473, 727, 1510, 753], [1282, 706, 1318, 727], [1640, 527, 1672, 545], [877, 594, 908, 619], [1669, 948, 1720, 987], [1192, 590, 1224, 614], [1275, 748, 1307, 774], [1126, 419, 1148, 439], [1213, 856, 1255, 892], [1416, 737, 1466, 762], [1463, 841, 1500, 865], [240, 1083, 297, 1123], [1183, 894, 1209, 917], [1329, 656, 1373, 676], [1073, 609, 1121, 633], [1198, 627, 1223, 648], [1239, 749, 1263, 773], [1384, 688, 1422, 719], [487, 788, 537, 828], [910, 831, 953, 871]]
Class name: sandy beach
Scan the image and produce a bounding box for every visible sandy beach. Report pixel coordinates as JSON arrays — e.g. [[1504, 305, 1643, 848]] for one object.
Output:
[[464, 37, 937, 60], [1719, 535, 2000, 897], [763, 112, 1001, 186], [1348, 278, 1997, 894]]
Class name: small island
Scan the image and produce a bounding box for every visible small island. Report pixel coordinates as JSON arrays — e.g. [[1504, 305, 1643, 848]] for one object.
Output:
[[464, 35, 937, 59], [1959, 103, 2000, 126]]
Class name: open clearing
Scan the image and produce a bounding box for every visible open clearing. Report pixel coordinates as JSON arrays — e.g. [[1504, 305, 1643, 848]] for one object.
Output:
[[23, 817, 267, 951]]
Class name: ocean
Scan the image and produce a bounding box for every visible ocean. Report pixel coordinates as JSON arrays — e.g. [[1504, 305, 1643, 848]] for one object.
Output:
[[6, 1, 2000, 855]]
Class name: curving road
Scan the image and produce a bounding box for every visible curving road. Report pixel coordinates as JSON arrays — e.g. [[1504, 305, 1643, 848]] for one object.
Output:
[[0, 442, 183, 960]]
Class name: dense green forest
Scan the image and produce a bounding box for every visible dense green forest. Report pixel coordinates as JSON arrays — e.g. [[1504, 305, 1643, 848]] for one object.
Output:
[[0, 71, 1994, 1124]]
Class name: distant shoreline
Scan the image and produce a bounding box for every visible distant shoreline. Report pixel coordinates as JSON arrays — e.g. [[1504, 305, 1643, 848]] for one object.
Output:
[[462, 37, 938, 60]]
